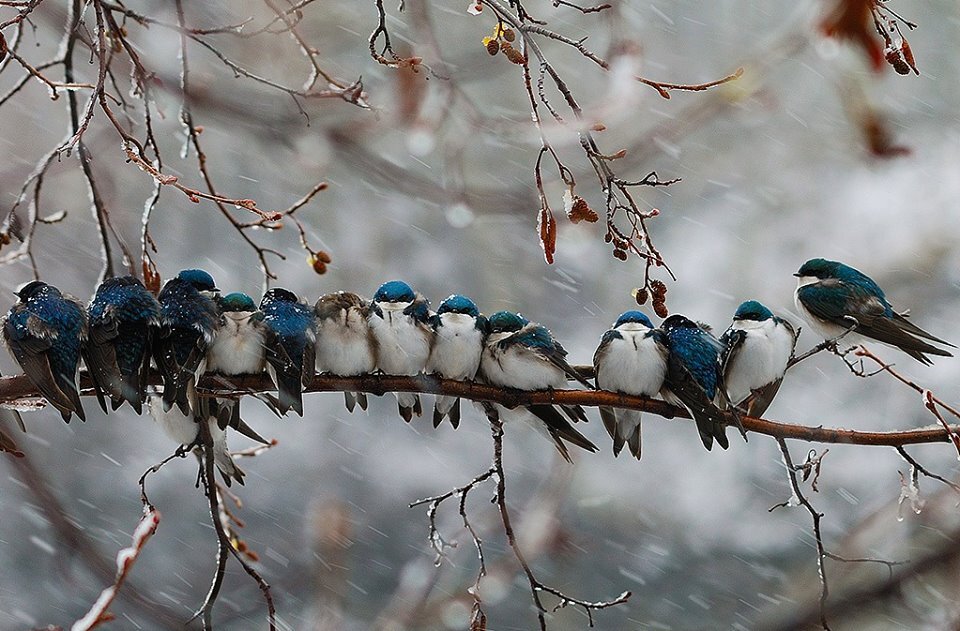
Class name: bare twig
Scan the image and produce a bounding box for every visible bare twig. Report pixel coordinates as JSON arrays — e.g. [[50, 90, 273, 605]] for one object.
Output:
[[488, 414, 629, 628], [71, 506, 161, 631], [773, 437, 832, 630]]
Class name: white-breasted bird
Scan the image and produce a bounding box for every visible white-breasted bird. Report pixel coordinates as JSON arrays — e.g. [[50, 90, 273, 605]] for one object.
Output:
[[480, 311, 597, 462], [368, 280, 433, 422], [593, 310, 668, 459], [720, 300, 796, 418], [794, 258, 953, 364], [315, 291, 379, 413], [426, 294, 486, 428]]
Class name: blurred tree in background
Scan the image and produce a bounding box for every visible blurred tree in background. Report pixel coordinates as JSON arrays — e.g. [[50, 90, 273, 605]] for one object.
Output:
[[1, 0, 960, 629]]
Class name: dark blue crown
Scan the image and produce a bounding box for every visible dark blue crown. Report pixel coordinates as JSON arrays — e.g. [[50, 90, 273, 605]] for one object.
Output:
[[437, 294, 479, 317], [374, 280, 416, 303], [615, 310, 654, 328]]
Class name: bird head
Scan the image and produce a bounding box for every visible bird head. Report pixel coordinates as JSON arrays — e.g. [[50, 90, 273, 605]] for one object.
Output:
[[732, 300, 773, 322], [437, 294, 479, 317], [176, 269, 218, 294], [219, 292, 257, 313], [373, 280, 416, 304], [487, 311, 529, 335], [614, 310, 654, 329]]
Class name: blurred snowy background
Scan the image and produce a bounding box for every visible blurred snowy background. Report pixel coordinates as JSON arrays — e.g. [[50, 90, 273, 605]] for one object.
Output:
[[1, 0, 960, 629]]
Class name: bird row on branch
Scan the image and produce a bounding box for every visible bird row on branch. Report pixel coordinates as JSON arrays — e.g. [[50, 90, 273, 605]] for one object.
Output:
[[1, 258, 954, 466]]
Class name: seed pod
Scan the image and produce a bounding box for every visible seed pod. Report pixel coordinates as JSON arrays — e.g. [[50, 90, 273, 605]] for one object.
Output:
[[885, 47, 910, 75], [486, 39, 500, 55], [311, 255, 328, 274], [650, 279, 667, 300], [505, 46, 525, 65], [653, 299, 669, 318], [567, 196, 599, 224], [613, 248, 627, 261], [634, 288, 648, 305], [503, 28, 515, 42]]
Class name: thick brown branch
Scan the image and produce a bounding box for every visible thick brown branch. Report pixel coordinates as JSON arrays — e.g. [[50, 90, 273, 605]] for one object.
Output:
[[2, 371, 959, 447]]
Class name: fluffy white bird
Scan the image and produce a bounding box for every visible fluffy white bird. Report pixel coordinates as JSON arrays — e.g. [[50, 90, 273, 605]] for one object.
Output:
[[720, 301, 796, 418], [368, 280, 433, 422], [593, 311, 668, 459]]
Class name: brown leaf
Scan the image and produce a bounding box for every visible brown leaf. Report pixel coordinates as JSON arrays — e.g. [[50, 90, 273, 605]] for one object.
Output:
[[862, 110, 911, 158], [142, 257, 162, 295], [538, 206, 557, 264], [820, 0, 884, 71], [901, 39, 919, 75]]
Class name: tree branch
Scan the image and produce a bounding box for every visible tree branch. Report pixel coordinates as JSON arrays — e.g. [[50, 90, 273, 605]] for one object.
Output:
[[2, 371, 960, 448]]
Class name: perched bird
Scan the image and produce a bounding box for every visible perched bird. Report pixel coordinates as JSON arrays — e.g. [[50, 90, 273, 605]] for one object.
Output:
[[207, 292, 267, 377], [260, 288, 316, 416], [480, 311, 598, 462], [794, 258, 954, 365], [206, 292, 270, 443], [3, 281, 87, 422], [85, 276, 160, 415], [314, 291, 378, 413], [368, 280, 432, 422], [593, 310, 668, 459], [720, 301, 797, 418], [660, 314, 735, 451], [154, 269, 220, 415], [148, 390, 246, 487], [426, 294, 486, 428]]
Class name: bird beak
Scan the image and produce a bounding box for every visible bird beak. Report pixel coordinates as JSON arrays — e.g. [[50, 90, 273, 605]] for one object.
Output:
[[792, 273, 802, 277]]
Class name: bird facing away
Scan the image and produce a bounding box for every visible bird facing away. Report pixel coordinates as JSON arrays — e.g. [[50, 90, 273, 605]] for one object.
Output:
[[85, 276, 161, 415], [480, 311, 597, 462], [660, 314, 735, 451], [427, 294, 486, 428], [794, 258, 954, 365], [593, 310, 668, 459], [314, 291, 378, 413], [154, 269, 220, 415], [3, 281, 87, 422], [260, 288, 316, 417], [720, 301, 797, 419], [368, 280, 433, 422]]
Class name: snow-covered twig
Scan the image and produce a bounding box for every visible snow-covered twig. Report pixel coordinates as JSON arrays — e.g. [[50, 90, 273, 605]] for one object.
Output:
[[71, 507, 161, 631]]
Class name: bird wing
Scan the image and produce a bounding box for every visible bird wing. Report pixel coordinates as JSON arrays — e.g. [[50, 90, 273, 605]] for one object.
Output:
[[664, 353, 729, 451], [800, 280, 951, 363], [5, 315, 77, 417], [719, 327, 746, 386], [527, 404, 599, 462], [592, 329, 620, 386], [85, 306, 123, 412], [508, 324, 593, 388], [739, 380, 784, 419]]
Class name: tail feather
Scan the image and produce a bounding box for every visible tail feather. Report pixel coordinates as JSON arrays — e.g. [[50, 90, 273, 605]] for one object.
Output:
[[449, 399, 461, 429], [600, 408, 642, 459], [527, 404, 598, 459], [625, 424, 641, 460], [273, 369, 305, 416]]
